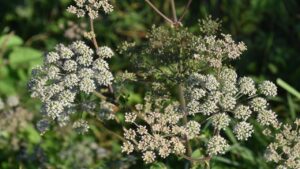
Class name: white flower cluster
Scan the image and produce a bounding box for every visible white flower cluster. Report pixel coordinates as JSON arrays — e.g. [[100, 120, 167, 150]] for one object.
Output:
[[207, 135, 229, 156], [265, 119, 300, 169], [0, 96, 33, 134], [67, 0, 113, 19], [122, 96, 197, 163], [0, 95, 19, 110], [98, 101, 118, 120], [233, 121, 254, 141], [259, 80, 277, 97], [59, 139, 110, 168], [29, 41, 114, 129], [97, 46, 114, 59], [194, 34, 247, 68], [186, 67, 279, 155], [73, 119, 90, 134]]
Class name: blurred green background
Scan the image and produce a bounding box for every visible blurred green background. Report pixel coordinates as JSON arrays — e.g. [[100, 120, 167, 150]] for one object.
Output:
[[0, 0, 299, 168]]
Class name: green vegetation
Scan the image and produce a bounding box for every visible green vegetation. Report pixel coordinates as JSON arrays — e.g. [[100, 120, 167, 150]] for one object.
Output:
[[0, 0, 299, 169]]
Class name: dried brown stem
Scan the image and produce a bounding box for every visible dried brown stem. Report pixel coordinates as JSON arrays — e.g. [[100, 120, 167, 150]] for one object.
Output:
[[25, 33, 48, 46], [89, 18, 99, 49], [179, 0, 193, 22], [170, 0, 178, 22], [145, 0, 174, 24]]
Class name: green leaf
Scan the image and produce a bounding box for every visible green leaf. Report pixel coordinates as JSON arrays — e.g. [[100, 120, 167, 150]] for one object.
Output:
[[0, 80, 15, 95], [191, 164, 204, 169], [17, 69, 28, 82], [8, 46, 42, 69], [0, 34, 23, 49], [277, 78, 300, 99], [127, 92, 142, 104], [242, 23, 256, 34], [191, 149, 202, 158], [0, 63, 9, 78], [229, 145, 255, 164], [150, 162, 168, 169], [225, 128, 238, 144], [23, 125, 41, 144], [267, 63, 278, 74], [287, 94, 296, 120], [213, 156, 240, 166]]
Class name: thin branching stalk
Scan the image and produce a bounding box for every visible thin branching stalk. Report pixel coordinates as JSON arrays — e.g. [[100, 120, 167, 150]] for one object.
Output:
[[178, 83, 193, 168], [89, 18, 99, 49], [93, 91, 107, 100], [89, 18, 114, 94], [181, 154, 212, 169], [96, 121, 126, 142], [170, 0, 178, 22], [0, 31, 14, 58], [179, 0, 193, 22], [181, 154, 211, 162], [145, 0, 174, 24]]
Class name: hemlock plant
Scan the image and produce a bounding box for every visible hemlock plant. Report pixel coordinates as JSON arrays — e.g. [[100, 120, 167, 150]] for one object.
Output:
[[28, 0, 296, 168], [29, 0, 116, 134]]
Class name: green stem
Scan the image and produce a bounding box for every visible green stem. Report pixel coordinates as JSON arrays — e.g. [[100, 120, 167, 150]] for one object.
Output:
[[178, 83, 193, 168]]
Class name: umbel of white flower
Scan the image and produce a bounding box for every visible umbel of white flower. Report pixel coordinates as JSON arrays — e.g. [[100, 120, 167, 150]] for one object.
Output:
[[186, 67, 279, 155], [121, 68, 279, 163], [29, 41, 114, 131], [122, 97, 189, 163], [265, 119, 300, 169], [0, 95, 20, 110], [67, 0, 113, 19]]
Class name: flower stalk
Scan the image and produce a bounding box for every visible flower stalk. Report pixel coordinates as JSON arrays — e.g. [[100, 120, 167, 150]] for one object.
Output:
[[178, 83, 193, 168]]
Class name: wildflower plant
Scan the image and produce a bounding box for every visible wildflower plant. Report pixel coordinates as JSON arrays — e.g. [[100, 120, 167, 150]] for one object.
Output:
[[264, 119, 300, 169], [185, 68, 280, 155], [27, 0, 289, 168], [122, 94, 187, 163], [118, 0, 280, 167], [29, 0, 116, 133]]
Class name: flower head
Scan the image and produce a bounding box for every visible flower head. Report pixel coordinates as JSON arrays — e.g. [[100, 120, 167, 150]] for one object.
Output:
[[259, 80, 277, 97], [233, 122, 254, 141], [207, 135, 229, 156], [265, 120, 300, 169], [29, 41, 113, 130], [142, 151, 156, 164], [67, 0, 113, 19]]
